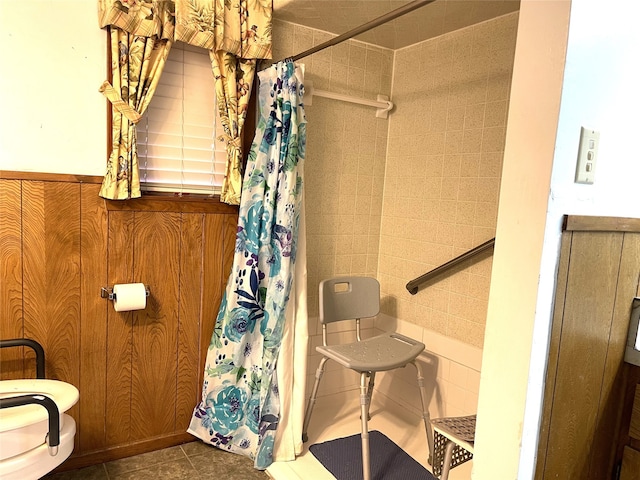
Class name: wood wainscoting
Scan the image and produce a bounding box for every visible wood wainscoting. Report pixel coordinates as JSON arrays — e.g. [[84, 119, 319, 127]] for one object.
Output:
[[0, 175, 238, 469], [535, 215, 640, 480]]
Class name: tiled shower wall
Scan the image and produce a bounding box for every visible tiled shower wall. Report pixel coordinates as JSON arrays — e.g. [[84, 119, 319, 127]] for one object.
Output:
[[272, 19, 392, 323], [380, 13, 518, 348], [271, 12, 518, 404], [272, 20, 394, 398]]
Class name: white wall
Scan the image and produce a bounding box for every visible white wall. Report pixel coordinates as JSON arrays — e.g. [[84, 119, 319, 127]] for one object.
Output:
[[0, 1, 106, 175], [473, 0, 640, 478], [473, 1, 571, 479], [548, 0, 640, 216], [375, 315, 483, 420], [519, 0, 640, 478]]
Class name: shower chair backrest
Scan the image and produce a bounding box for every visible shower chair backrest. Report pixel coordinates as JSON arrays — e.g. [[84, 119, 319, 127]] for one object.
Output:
[[319, 277, 380, 345]]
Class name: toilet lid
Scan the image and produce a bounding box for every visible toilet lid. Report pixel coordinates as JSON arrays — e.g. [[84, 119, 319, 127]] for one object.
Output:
[[0, 379, 79, 432]]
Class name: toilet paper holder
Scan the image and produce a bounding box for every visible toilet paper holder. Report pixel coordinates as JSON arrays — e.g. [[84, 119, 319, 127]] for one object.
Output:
[[100, 285, 150, 301], [624, 297, 640, 367]]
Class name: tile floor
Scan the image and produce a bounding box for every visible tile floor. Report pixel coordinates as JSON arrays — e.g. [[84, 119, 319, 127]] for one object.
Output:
[[267, 392, 472, 480], [44, 393, 472, 479], [43, 441, 269, 480]]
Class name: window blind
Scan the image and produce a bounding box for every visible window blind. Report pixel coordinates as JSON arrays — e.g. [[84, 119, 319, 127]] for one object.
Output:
[[137, 42, 227, 195]]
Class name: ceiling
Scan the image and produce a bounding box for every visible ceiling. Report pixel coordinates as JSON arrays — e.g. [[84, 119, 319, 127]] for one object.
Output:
[[273, 0, 521, 50]]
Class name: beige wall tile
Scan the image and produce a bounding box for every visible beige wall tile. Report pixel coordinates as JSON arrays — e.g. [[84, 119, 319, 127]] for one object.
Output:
[[273, 13, 517, 355], [462, 128, 484, 153], [272, 22, 394, 319], [464, 104, 486, 130], [380, 13, 517, 348], [331, 42, 349, 66]]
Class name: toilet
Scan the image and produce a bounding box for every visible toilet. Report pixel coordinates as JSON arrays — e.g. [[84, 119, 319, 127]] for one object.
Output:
[[0, 379, 79, 480]]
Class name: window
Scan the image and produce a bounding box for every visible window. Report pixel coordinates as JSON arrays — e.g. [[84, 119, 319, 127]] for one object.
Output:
[[137, 42, 227, 195]]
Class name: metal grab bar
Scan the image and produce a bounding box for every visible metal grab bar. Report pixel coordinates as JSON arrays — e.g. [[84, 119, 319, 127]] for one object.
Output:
[[0, 338, 60, 456], [0, 394, 60, 455], [0, 338, 46, 379], [406, 238, 495, 295]]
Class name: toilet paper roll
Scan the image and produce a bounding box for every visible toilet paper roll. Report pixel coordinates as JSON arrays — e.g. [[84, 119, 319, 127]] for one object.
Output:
[[113, 283, 147, 312]]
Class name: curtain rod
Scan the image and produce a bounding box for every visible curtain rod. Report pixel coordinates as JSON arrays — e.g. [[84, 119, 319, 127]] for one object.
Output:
[[271, 0, 437, 65]]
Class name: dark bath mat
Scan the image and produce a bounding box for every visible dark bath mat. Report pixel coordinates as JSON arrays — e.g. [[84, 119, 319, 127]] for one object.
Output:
[[309, 430, 436, 480]]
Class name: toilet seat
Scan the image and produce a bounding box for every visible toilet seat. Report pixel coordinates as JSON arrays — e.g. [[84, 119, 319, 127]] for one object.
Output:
[[0, 379, 79, 431], [0, 380, 79, 462], [0, 414, 76, 480]]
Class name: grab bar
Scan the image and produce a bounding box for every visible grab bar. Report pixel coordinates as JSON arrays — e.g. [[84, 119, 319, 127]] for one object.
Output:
[[0, 338, 46, 379], [406, 238, 495, 295], [0, 394, 60, 455]]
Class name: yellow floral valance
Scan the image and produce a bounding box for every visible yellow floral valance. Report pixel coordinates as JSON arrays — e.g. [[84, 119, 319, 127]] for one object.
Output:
[[98, 0, 272, 59], [98, 0, 271, 203]]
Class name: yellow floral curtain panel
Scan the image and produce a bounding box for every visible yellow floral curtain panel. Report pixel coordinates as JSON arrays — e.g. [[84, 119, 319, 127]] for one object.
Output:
[[211, 52, 256, 205], [99, 30, 171, 200], [98, 0, 272, 203]]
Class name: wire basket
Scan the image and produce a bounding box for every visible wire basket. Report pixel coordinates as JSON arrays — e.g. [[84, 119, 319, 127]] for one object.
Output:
[[431, 414, 476, 477]]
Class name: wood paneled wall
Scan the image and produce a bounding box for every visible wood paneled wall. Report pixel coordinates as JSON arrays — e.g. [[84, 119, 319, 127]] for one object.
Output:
[[535, 216, 640, 480], [0, 177, 237, 468], [620, 381, 640, 479]]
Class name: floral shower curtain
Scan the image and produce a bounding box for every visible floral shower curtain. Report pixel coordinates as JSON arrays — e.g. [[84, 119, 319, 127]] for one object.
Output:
[[97, 0, 272, 202], [188, 61, 307, 469]]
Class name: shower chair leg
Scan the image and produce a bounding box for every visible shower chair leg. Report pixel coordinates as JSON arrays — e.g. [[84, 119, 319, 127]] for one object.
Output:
[[302, 356, 328, 442], [363, 371, 375, 421], [412, 360, 434, 465], [360, 371, 372, 480]]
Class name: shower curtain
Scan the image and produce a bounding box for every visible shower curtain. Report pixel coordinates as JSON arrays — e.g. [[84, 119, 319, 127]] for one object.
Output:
[[188, 61, 307, 470]]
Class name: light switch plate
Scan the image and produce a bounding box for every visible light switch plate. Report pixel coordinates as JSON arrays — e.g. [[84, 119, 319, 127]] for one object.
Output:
[[575, 127, 600, 184]]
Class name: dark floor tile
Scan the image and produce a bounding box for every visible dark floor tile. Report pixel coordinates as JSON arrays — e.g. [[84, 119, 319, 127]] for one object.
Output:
[[180, 440, 216, 458], [42, 442, 269, 480], [109, 457, 197, 480], [104, 445, 186, 476], [182, 441, 269, 479], [42, 464, 108, 480], [192, 456, 270, 480]]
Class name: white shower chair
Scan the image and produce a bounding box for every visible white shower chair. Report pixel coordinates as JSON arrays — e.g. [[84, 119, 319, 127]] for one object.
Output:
[[302, 276, 434, 480]]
